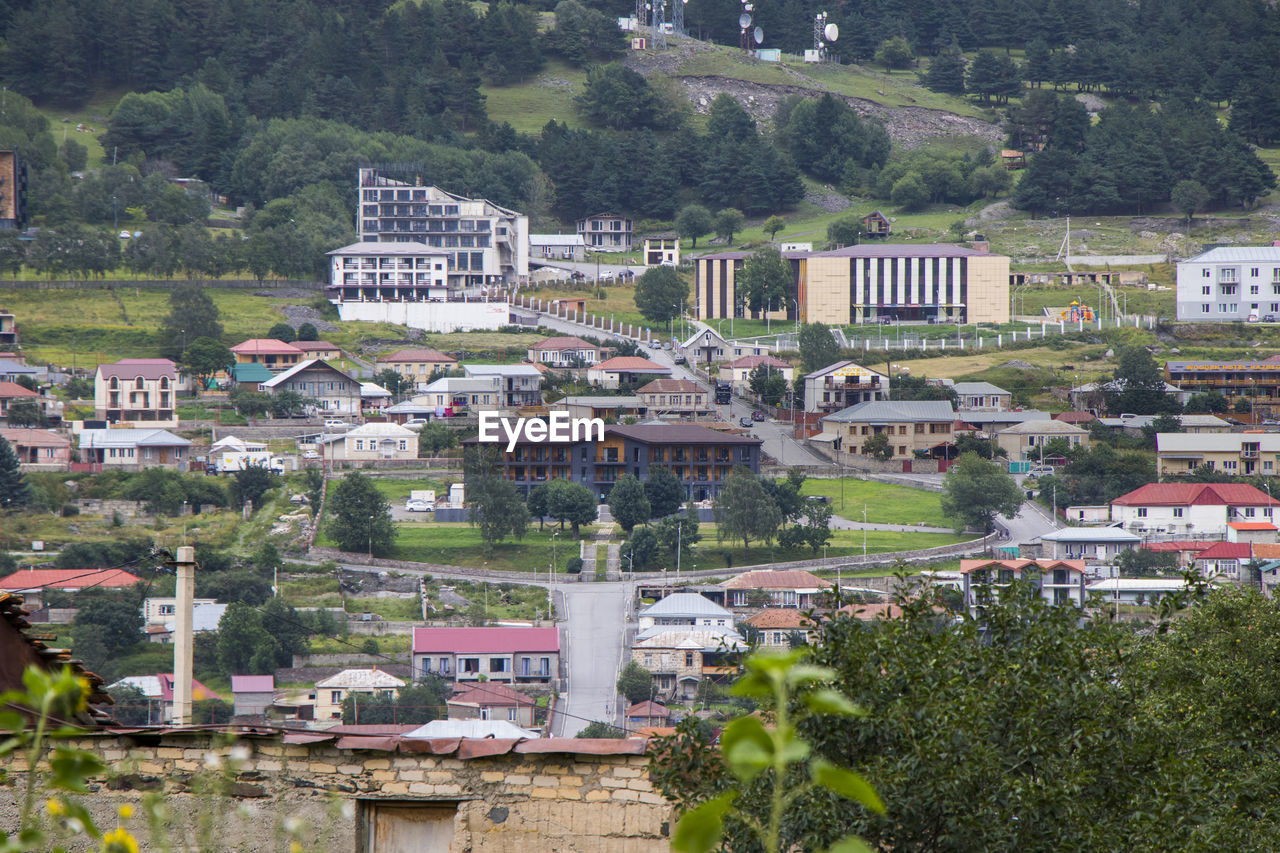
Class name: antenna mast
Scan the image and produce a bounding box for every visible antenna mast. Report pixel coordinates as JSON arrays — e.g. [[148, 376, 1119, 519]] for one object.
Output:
[[652, 0, 666, 49]]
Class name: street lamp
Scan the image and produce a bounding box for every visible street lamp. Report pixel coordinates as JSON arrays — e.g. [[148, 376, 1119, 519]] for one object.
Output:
[[368, 514, 374, 559], [550, 530, 560, 618]]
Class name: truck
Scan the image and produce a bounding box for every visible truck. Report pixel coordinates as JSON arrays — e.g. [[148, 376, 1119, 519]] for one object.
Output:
[[715, 382, 732, 405]]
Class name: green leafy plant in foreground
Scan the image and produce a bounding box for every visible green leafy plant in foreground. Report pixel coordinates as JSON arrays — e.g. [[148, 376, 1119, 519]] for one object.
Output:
[[670, 649, 884, 853]]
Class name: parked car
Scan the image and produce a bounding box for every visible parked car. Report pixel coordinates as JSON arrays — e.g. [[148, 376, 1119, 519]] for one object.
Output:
[[673, 355, 687, 365], [739, 416, 753, 427], [323, 419, 348, 429], [1027, 465, 1056, 477], [751, 410, 766, 421], [403, 418, 427, 430], [1265, 314, 1277, 323], [302, 450, 320, 460], [405, 498, 434, 512], [806, 495, 830, 504]]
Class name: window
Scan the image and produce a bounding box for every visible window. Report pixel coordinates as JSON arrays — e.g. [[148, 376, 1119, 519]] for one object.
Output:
[[489, 657, 508, 673], [508, 707, 518, 721], [1202, 286, 1211, 295], [540, 657, 550, 676], [462, 658, 480, 673], [1252, 285, 1260, 294], [1137, 508, 1148, 518], [1202, 268, 1211, 277], [1252, 268, 1261, 277], [331, 691, 342, 704], [1173, 508, 1183, 518], [685, 652, 695, 667], [1203, 304, 1210, 313], [439, 657, 449, 673]]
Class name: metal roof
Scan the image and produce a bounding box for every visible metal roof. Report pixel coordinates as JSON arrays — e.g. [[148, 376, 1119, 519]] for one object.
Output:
[[463, 364, 543, 378], [1184, 247, 1280, 263], [326, 241, 448, 256], [412, 626, 560, 654], [810, 243, 997, 259], [998, 419, 1090, 435], [1157, 433, 1275, 453], [1040, 527, 1142, 543], [638, 592, 732, 620], [79, 428, 191, 448], [262, 359, 355, 388], [952, 381, 1010, 396], [822, 400, 955, 423]]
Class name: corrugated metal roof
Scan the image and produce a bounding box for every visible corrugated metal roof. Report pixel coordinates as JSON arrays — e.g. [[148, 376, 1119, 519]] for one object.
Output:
[[231, 675, 275, 693], [0, 568, 142, 591], [952, 381, 1010, 396], [639, 593, 732, 620], [821, 400, 955, 423], [811, 243, 996, 259], [721, 569, 825, 589], [1185, 247, 1280, 263], [1112, 483, 1279, 507], [1040, 527, 1142, 543]]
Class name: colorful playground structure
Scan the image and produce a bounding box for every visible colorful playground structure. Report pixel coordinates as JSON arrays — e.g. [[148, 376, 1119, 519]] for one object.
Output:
[[1058, 300, 1095, 323]]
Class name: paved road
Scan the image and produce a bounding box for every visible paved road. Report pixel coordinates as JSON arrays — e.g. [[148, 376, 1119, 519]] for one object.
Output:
[[554, 582, 627, 736]]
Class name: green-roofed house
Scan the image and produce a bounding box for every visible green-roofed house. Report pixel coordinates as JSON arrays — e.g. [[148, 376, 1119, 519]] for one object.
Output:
[[231, 362, 274, 386]]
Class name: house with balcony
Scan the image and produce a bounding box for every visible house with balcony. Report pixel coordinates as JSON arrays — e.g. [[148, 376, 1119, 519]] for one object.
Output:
[[94, 358, 179, 427], [1175, 246, 1280, 321], [644, 237, 679, 266], [1193, 542, 1255, 581], [953, 381, 1012, 411], [636, 378, 710, 418], [817, 400, 956, 460], [0, 427, 71, 471], [412, 627, 560, 685], [631, 626, 746, 701], [327, 241, 450, 301], [461, 422, 762, 502], [527, 336, 606, 368], [230, 339, 304, 373], [1111, 483, 1280, 537], [960, 558, 1089, 612], [586, 356, 670, 389], [409, 377, 503, 416], [356, 169, 529, 286], [1156, 432, 1280, 478], [461, 364, 543, 408], [576, 212, 632, 251], [261, 360, 362, 417], [1037, 526, 1142, 564]]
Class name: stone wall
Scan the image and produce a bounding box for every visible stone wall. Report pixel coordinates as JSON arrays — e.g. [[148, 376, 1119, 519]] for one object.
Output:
[[0, 731, 671, 852]]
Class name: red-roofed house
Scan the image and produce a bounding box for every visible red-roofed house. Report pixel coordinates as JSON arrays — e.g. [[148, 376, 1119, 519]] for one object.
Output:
[[1111, 483, 1280, 536], [0, 567, 142, 611], [230, 339, 304, 373], [586, 356, 671, 389], [1141, 540, 1217, 567], [626, 700, 671, 728], [0, 427, 71, 470], [959, 558, 1089, 610], [291, 340, 342, 361], [719, 569, 826, 609], [718, 355, 794, 394], [742, 608, 815, 647], [0, 380, 37, 421], [1193, 542, 1254, 580], [446, 682, 537, 727], [412, 627, 560, 685], [94, 358, 179, 427], [376, 348, 459, 390], [527, 336, 606, 368]]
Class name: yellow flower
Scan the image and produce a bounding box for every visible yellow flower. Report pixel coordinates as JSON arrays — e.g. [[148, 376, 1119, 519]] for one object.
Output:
[[118, 804, 134, 819], [290, 843, 304, 853], [102, 827, 140, 853], [46, 798, 64, 815], [75, 676, 92, 712]]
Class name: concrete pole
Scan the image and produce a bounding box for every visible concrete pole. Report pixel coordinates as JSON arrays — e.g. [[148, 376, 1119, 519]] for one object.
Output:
[[173, 545, 195, 726]]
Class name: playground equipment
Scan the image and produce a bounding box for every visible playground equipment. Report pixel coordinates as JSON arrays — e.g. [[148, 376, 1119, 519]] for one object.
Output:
[[1059, 300, 1095, 323]]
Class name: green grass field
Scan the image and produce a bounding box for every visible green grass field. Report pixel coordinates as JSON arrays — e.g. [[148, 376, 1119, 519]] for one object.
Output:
[[480, 60, 588, 133], [687, 525, 970, 570], [315, 521, 584, 573], [798, 478, 952, 527]]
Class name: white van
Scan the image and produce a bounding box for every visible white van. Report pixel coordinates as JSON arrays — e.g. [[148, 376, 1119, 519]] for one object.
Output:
[[323, 419, 348, 429]]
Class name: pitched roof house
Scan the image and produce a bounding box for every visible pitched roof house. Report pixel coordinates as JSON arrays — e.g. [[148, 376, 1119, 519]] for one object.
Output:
[[718, 569, 826, 608], [446, 682, 537, 728], [412, 627, 560, 684], [1111, 483, 1280, 537], [527, 336, 605, 367]]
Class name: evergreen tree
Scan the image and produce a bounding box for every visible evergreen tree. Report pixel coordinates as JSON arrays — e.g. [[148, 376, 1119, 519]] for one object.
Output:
[[326, 471, 396, 556], [644, 467, 686, 519], [0, 436, 32, 509], [924, 47, 967, 95]]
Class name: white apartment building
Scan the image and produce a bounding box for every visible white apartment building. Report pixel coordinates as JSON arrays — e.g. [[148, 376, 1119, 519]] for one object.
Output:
[[327, 242, 448, 299], [357, 168, 528, 287], [1110, 483, 1280, 536], [94, 358, 180, 428], [1176, 246, 1280, 321]]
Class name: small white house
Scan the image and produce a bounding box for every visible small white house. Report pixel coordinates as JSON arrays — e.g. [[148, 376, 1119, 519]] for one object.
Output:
[[313, 668, 405, 721], [318, 422, 418, 461], [638, 593, 734, 629]]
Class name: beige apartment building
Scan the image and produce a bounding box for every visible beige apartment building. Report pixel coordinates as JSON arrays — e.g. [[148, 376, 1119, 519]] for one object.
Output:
[[695, 244, 1010, 325], [817, 400, 957, 459], [1156, 432, 1280, 478]]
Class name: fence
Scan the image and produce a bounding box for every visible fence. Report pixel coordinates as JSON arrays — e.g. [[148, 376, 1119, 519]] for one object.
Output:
[[836, 315, 1158, 353], [505, 291, 655, 345]]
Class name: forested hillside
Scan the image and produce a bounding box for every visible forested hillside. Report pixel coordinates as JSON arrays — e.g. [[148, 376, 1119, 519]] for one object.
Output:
[[0, 0, 1278, 280]]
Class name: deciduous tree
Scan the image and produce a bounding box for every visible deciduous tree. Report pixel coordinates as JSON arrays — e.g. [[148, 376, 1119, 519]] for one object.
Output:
[[644, 466, 686, 519], [607, 474, 650, 533], [676, 205, 714, 248], [714, 465, 782, 552], [634, 265, 689, 327], [326, 471, 396, 556], [941, 451, 1023, 536]]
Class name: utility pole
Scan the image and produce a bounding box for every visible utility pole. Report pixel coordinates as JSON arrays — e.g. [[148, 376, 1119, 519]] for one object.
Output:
[[173, 545, 196, 726]]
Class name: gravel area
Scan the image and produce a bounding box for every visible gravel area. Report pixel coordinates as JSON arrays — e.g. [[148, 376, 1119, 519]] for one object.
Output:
[[279, 304, 340, 332]]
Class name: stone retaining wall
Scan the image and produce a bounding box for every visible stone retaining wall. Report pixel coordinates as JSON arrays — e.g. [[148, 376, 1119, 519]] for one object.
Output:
[[0, 732, 670, 852]]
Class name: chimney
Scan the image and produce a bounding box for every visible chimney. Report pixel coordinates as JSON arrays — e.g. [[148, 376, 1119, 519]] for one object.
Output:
[[972, 240, 990, 252], [173, 546, 195, 726]]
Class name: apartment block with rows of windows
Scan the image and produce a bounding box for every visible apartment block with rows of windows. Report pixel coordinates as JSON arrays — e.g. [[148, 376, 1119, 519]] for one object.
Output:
[[356, 168, 528, 288], [1176, 246, 1280, 321]]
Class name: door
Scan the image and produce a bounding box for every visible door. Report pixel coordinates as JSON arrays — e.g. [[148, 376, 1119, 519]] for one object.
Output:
[[360, 801, 456, 852]]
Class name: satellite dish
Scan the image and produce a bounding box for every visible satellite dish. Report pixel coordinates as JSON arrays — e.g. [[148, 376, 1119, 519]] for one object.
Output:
[[824, 22, 839, 41], [738, 12, 751, 27], [753, 26, 763, 43]]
